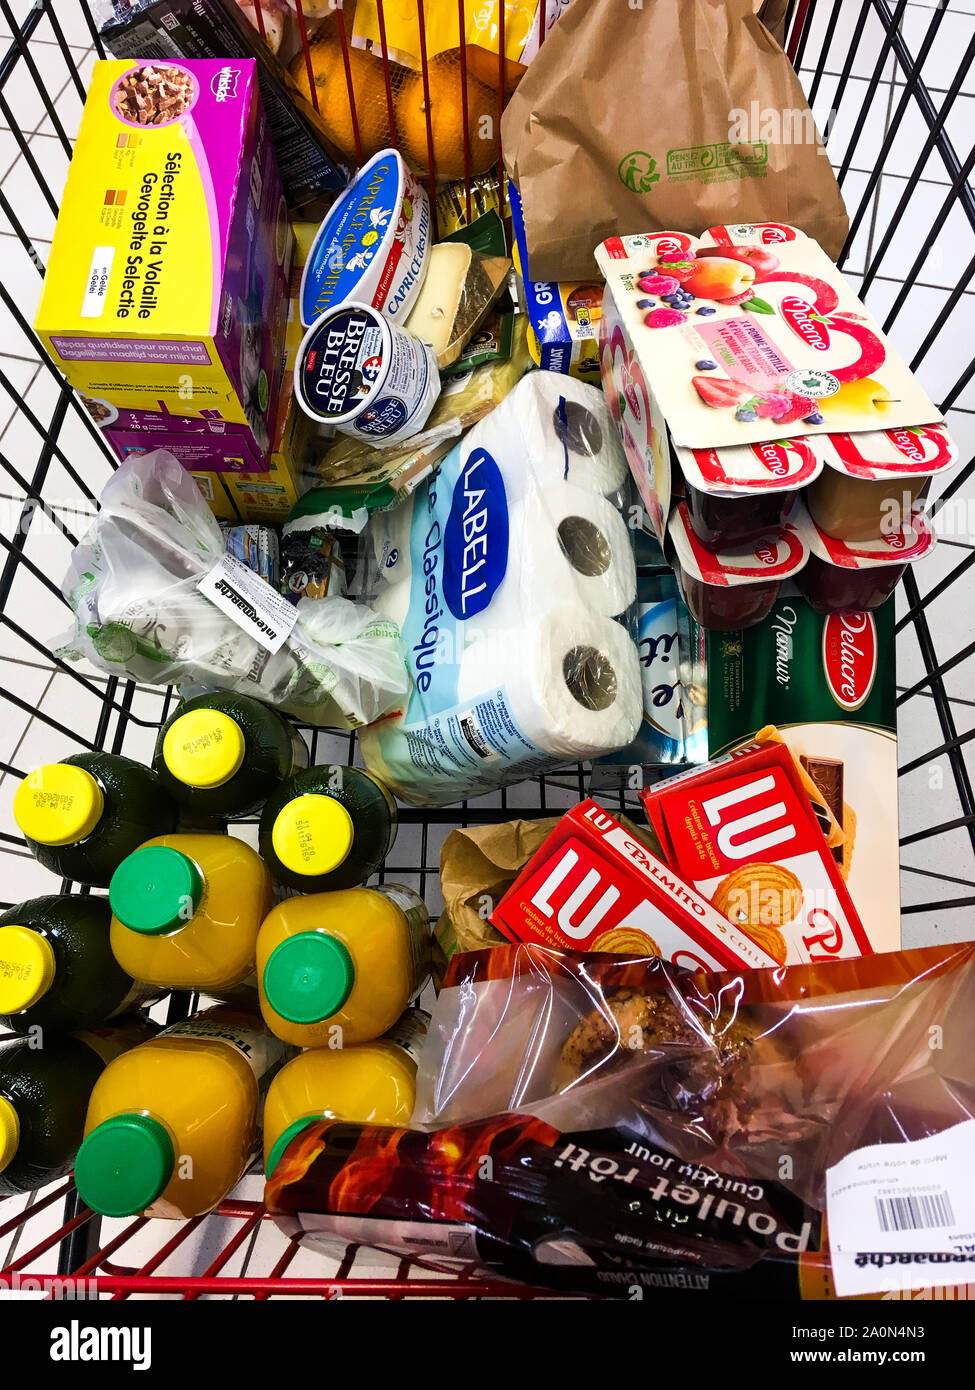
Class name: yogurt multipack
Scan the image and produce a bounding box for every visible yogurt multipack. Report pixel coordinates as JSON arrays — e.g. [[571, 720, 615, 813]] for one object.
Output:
[[667, 496, 936, 631], [596, 223, 946, 547], [674, 420, 957, 550]]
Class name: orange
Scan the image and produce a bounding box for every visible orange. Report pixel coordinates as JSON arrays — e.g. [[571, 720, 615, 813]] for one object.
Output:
[[463, 44, 525, 96], [289, 19, 406, 164], [397, 54, 501, 180]]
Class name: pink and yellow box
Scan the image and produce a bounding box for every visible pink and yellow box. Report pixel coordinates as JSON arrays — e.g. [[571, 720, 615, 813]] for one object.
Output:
[[35, 58, 293, 467]]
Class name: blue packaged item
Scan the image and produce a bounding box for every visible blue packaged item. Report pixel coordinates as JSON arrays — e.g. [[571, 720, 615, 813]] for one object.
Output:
[[509, 181, 603, 381], [222, 523, 279, 586], [594, 569, 688, 777], [359, 371, 643, 806]]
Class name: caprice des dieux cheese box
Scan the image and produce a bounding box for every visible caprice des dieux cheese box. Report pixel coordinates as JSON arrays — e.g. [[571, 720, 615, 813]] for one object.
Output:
[[35, 59, 292, 461]]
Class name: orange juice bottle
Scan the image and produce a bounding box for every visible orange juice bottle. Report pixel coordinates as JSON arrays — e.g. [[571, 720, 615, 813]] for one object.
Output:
[[257, 885, 430, 1047], [263, 1007, 428, 1174], [108, 834, 272, 994], [74, 1007, 290, 1219]]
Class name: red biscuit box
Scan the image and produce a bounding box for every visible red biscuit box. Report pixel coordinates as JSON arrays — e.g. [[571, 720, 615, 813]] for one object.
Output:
[[490, 801, 779, 972], [641, 742, 872, 965]]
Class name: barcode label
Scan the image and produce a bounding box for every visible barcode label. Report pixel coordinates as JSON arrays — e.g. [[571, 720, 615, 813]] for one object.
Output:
[[80, 247, 114, 319], [875, 1190, 955, 1233], [122, 19, 182, 57], [459, 709, 495, 761], [826, 1119, 975, 1297]]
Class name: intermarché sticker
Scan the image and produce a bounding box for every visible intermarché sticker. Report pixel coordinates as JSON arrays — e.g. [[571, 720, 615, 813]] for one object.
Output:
[[198, 554, 297, 655], [618, 142, 769, 191]]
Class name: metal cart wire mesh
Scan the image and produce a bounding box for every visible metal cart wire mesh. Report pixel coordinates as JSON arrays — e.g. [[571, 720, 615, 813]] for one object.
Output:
[[0, 0, 973, 1298]]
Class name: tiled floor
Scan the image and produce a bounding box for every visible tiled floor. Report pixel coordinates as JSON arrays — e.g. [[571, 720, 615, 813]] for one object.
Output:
[[0, 0, 974, 1294]]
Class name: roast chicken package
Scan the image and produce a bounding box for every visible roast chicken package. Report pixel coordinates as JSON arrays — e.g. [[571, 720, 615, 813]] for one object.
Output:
[[266, 940, 975, 1299]]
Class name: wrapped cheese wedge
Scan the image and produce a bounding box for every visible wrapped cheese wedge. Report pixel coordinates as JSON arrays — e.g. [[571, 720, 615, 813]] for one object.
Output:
[[404, 242, 510, 368]]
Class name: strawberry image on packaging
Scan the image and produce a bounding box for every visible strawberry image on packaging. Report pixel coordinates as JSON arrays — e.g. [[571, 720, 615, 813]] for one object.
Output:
[[490, 801, 779, 972], [641, 741, 872, 966]]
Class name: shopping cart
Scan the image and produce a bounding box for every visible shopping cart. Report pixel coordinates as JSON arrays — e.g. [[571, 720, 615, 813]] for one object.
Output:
[[0, 0, 972, 1299]]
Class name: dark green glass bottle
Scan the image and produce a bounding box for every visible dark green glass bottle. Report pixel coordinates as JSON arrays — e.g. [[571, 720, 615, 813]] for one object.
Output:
[[12, 752, 179, 888], [0, 895, 147, 1035], [258, 765, 397, 892], [0, 1019, 152, 1197], [152, 692, 309, 819]]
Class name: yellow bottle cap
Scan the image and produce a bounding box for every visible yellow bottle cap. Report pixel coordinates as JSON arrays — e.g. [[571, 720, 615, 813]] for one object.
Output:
[[0, 1096, 19, 1173], [272, 795, 354, 877], [13, 764, 104, 847], [162, 709, 246, 790], [0, 927, 56, 1015]]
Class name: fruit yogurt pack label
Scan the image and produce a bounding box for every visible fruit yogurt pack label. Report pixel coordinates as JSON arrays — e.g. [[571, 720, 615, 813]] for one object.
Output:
[[595, 230, 943, 454]]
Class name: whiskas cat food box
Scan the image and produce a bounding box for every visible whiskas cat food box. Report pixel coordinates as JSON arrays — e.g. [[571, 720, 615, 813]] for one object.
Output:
[[35, 59, 292, 465]]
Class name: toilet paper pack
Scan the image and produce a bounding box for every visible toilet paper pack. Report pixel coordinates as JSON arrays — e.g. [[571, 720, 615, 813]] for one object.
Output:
[[360, 371, 643, 806]]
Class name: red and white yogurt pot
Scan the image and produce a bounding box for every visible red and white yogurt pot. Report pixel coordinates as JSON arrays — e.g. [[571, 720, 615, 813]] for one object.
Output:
[[667, 500, 809, 631], [793, 503, 937, 614], [809, 423, 958, 542], [675, 435, 824, 550]]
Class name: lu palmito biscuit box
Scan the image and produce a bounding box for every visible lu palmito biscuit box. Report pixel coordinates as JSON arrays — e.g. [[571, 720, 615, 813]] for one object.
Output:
[[692, 594, 900, 954], [491, 800, 780, 972], [641, 739, 872, 967], [35, 59, 292, 463]]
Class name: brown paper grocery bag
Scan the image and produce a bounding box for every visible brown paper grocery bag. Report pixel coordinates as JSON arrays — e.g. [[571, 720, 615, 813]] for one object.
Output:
[[501, 0, 848, 280], [757, 0, 792, 46], [435, 817, 561, 962]]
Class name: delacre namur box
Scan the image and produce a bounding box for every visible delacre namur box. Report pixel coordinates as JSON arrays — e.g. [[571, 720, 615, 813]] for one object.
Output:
[[35, 58, 292, 470]]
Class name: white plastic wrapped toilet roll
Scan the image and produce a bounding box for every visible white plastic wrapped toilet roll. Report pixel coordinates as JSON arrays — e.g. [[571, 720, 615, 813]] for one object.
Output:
[[518, 482, 637, 617], [370, 495, 414, 586], [519, 371, 629, 497], [456, 480, 638, 641], [361, 608, 642, 803], [456, 607, 642, 760], [372, 576, 412, 628], [453, 371, 629, 511]]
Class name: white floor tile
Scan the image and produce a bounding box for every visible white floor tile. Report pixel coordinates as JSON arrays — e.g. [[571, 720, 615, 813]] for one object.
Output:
[[0, 3, 37, 40], [833, 168, 885, 279], [818, 73, 897, 175], [0, 250, 43, 363], [853, 275, 975, 412], [0, 657, 55, 769], [0, 355, 41, 440], [897, 3, 975, 96], [877, 89, 975, 185], [33, 5, 97, 51], [0, 40, 80, 137], [32, 47, 94, 142], [797, 3, 898, 84], [0, 134, 68, 242], [0, 366, 114, 510], [859, 174, 975, 296], [0, 843, 60, 903]]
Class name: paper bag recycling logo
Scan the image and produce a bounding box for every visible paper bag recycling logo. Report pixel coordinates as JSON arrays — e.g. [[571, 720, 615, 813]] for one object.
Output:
[[618, 152, 661, 194]]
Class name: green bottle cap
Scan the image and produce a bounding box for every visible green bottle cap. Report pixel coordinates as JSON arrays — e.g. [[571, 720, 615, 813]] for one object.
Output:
[[263, 932, 354, 1025], [74, 1114, 175, 1217], [109, 847, 204, 935], [266, 1115, 321, 1177]]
